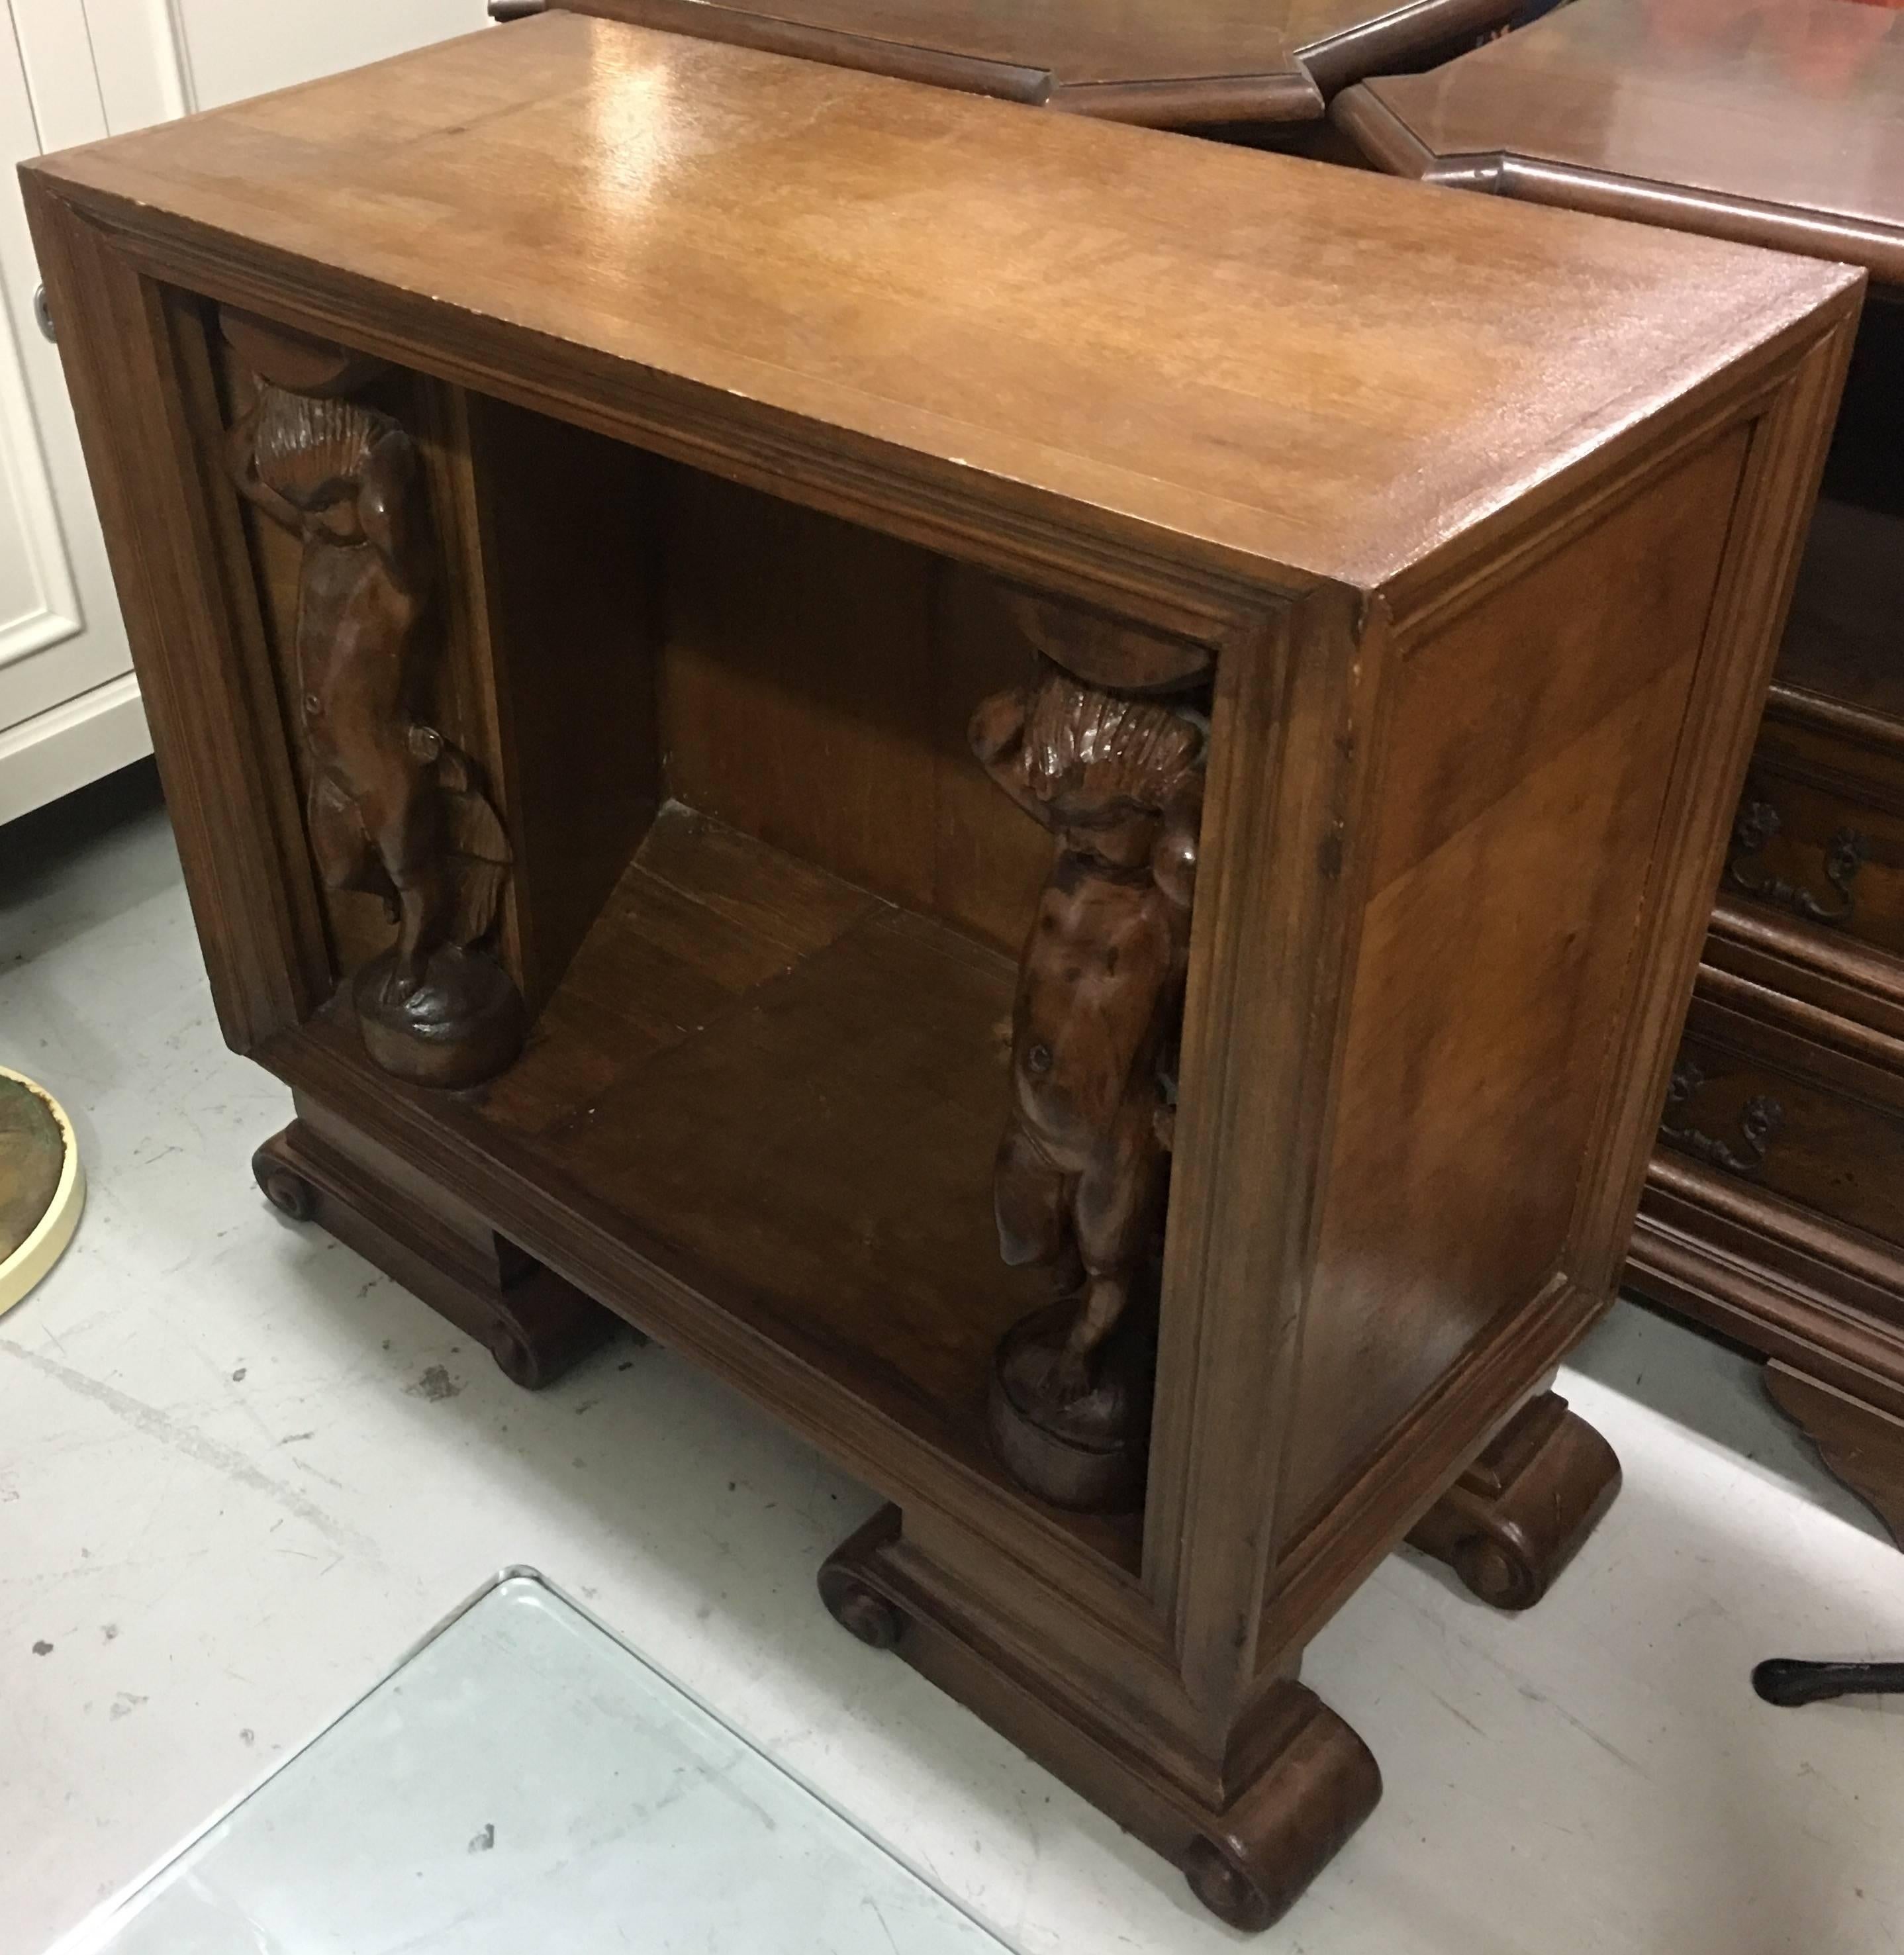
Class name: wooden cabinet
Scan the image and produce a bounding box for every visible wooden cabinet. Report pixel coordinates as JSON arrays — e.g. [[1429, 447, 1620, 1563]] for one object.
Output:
[[21, 13, 1853, 1927], [1336, 0, 1904, 1547]]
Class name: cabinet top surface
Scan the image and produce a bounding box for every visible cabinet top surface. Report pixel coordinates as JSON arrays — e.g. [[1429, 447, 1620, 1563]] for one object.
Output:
[[541, 0, 1524, 123], [1346, 0, 1904, 282], [30, 15, 1855, 591]]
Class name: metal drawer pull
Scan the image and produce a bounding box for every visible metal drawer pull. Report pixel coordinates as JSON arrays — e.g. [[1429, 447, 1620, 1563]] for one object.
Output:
[[1727, 798, 1871, 926]]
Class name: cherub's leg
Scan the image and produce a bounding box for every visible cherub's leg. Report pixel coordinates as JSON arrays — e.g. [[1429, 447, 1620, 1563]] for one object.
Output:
[[1052, 1123, 1164, 1398], [357, 761, 444, 993], [307, 777, 369, 894], [994, 1121, 1080, 1292]]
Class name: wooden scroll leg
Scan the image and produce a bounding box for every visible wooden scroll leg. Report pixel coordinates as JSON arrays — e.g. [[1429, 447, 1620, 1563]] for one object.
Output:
[[1175, 1692, 1382, 1934], [1407, 1390, 1621, 1611], [1764, 1363, 1904, 1550], [252, 1104, 624, 1390], [818, 1507, 908, 1651], [818, 1508, 1380, 1934]]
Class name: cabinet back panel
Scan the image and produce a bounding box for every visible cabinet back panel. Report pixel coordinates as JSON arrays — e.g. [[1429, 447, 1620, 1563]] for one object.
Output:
[[659, 472, 1049, 955]]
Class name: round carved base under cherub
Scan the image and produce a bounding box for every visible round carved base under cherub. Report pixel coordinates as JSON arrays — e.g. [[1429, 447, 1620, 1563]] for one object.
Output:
[[353, 945, 525, 1090], [988, 1302, 1155, 1513]]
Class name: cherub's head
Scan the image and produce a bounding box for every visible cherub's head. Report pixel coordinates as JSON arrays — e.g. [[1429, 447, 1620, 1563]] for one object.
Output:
[[253, 387, 395, 543], [1023, 666, 1204, 867]]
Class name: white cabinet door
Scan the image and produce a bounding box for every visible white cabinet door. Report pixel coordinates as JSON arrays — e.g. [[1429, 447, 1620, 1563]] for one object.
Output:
[[0, 0, 148, 822], [161, 0, 490, 112], [1, 0, 492, 822]]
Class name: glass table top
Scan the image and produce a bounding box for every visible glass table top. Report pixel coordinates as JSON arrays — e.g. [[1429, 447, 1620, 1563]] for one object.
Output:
[[50, 1570, 1013, 1955]]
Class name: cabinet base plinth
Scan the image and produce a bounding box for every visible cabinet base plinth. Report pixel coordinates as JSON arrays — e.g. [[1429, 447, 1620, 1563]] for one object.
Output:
[[818, 1507, 1380, 1933], [252, 1116, 622, 1388], [1407, 1390, 1620, 1609]]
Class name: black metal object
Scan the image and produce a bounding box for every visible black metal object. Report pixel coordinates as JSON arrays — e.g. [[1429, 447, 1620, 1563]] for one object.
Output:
[[489, 1, 547, 19], [1752, 1658, 1904, 1707]]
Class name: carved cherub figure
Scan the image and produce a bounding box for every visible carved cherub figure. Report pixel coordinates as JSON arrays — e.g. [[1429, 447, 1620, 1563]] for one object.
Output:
[[228, 386, 506, 1001], [971, 662, 1206, 1403]]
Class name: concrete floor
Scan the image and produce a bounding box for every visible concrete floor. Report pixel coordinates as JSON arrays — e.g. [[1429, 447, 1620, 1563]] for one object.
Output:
[[3, 766, 1901, 1955]]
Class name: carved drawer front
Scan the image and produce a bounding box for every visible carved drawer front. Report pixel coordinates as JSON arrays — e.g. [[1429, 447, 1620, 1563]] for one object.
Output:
[[1662, 1010, 1904, 1264], [1725, 714, 1904, 962]]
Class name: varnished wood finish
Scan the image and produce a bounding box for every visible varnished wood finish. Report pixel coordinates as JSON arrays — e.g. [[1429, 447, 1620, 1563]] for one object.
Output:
[[21, 18, 1856, 1927], [1334, 0, 1904, 283], [1337, 0, 1904, 1551], [530, 0, 1527, 128], [1278, 428, 1750, 1538], [1405, 1390, 1621, 1609]]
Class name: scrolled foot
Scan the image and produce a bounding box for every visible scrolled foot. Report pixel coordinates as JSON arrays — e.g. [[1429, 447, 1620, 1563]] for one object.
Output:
[[1178, 1685, 1382, 1932], [489, 1327, 538, 1390], [483, 1270, 628, 1392], [1447, 1533, 1540, 1611], [1182, 1838, 1278, 1934], [252, 1143, 316, 1221], [1407, 1391, 1621, 1611], [818, 1568, 906, 1651], [818, 1509, 907, 1650], [249, 1118, 618, 1388]]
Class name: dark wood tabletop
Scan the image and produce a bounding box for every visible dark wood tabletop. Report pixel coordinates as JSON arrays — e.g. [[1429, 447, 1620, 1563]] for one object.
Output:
[[533, 0, 1530, 126], [1335, 0, 1904, 287]]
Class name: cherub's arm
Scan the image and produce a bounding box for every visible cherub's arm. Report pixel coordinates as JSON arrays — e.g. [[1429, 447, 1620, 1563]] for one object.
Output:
[[356, 428, 432, 600], [969, 685, 1053, 831], [1152, 769, 1202, 916], [225, 401, 301, 532]]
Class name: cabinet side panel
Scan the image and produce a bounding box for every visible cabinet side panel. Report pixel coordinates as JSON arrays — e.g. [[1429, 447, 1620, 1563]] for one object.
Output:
[[21, 185, 329, 1049], [1280, 427, 1750, 1533], [460, 393, 664, 1012]]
